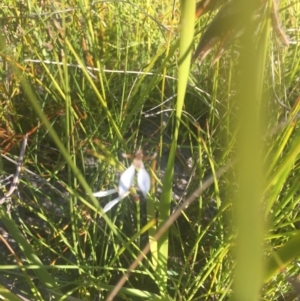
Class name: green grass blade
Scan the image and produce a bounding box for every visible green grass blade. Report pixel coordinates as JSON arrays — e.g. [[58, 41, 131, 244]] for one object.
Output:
[[0, 207, 62, 296], [265, 231, 300, 282], [0, 284, 24, 301], [229, 1, 271, 300], [157, 0, 195, 289], [3, 57, 117, 232], [265, 127, 300, 214]]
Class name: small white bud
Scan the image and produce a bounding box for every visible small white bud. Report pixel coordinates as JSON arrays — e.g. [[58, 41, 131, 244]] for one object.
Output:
[[137, 163, 151, 198]]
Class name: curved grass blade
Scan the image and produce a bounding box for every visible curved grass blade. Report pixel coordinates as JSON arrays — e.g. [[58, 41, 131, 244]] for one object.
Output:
[[264, 231, 300, 282], [0, 284, 25, 301]]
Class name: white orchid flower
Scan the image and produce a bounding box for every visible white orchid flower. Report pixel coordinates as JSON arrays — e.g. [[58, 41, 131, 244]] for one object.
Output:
[[93, 150, 153, 214]]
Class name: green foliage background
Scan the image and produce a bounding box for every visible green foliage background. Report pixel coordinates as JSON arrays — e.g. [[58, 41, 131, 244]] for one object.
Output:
[[0, 0, 300, 300]]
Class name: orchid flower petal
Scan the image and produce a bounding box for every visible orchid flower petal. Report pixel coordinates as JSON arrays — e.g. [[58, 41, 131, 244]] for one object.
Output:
[[137, 163, 151, 198], [118, 164, 135, 196], [102, 196, 122, 213], [93, 188, 118, 197], [102, 191, 130, 213]]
